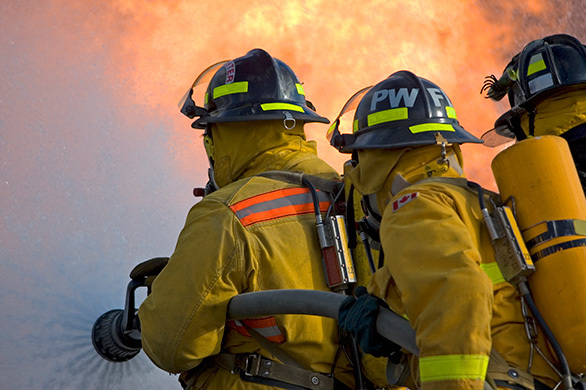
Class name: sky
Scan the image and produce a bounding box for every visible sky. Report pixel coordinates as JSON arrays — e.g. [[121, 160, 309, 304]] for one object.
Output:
[[1, 0, 585, 388]]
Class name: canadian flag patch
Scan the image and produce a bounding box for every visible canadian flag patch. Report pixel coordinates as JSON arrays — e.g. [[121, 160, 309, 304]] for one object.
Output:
[[392, 192, 419, 212]]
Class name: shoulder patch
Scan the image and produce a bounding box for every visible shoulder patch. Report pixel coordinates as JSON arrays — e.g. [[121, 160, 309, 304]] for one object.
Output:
[[392, 192, 419, 213]]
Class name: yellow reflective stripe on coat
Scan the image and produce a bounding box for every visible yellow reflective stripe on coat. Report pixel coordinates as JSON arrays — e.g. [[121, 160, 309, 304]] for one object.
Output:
[[480, 262, 506, 285], [261, 102, 305, 112], [419, 354, 489, 382], [213, 81, 249, 98]]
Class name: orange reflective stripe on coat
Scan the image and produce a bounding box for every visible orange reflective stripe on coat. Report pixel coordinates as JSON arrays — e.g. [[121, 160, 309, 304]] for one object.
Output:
[[227, 317, 286, 344], [230, 187, 331, 227]]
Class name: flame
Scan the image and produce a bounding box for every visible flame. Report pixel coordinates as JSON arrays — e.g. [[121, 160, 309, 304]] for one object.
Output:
[[82, 0, 574, 191]]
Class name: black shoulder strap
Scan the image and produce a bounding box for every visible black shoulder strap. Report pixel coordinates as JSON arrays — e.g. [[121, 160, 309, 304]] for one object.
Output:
[[256, 170, 342, 195]]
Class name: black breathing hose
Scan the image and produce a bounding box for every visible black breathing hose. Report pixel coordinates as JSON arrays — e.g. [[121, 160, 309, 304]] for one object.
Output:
[[518, 281, 574, 390], [302, 177, 322, 219]]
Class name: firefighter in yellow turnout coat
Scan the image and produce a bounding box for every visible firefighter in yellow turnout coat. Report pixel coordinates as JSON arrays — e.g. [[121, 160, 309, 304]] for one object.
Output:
[[138, 49, 353, 389], [333, 72, 559, 390]]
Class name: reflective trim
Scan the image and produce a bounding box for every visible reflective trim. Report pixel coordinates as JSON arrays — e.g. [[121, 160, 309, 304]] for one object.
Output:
[[480, 262, 506, 285], [528, 73, 553, 94], [367, 107, 408, 126], [527, 54, 547, 76], [227, 316, 286, 344], [353, 119, 359, 133], [409, 123, 456, 134], [230, 187, 330, 227], [446, 106, 457, 119], [296, 83, 305, 96], [213, 81, 249, 99], [420, 354, 489, 382], [260, 102, 305, 112]]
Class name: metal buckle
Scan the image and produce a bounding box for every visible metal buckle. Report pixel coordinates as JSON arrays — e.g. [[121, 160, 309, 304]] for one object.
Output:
[[242, 354, 262, 377]]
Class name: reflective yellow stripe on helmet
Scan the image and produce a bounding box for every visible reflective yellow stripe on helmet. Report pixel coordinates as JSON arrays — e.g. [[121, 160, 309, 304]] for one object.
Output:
[[296, 83, 305, 96], [446, 106, 457, 119], [480, 262, 506, 285], [213, 81, 249, 99], [419, 354, 489, 382], [409, 123, 455, 134], [367, 107, 408, 127], [527, 54, 547, 76], [261, 103, 305, 112]]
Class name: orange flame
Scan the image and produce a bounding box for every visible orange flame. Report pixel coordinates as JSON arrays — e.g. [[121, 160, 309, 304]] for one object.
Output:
[[66, 0, 576, 190]]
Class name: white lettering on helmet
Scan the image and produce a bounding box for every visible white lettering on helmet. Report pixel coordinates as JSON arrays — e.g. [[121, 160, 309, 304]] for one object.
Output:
[[426, 88, 448, 107], [389, 88, 419, 108], [225, 61, 236, 84], [370, 88, 419, 111], [371, 89, 389, 111]]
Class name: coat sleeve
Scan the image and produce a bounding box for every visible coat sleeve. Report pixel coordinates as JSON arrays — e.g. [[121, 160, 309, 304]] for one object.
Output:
[[138, 198, 247, 373], [371, 188, 493, 390]]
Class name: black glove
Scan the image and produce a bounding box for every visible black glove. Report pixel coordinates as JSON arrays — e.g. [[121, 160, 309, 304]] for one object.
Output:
[[338, 286, 401, 358]]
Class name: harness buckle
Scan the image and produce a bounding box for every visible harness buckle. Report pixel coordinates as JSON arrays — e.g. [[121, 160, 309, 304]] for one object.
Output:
[[237, 354, 263, 377]]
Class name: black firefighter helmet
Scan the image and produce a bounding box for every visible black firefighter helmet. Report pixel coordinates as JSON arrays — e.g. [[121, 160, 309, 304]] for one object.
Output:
[[328, 70, 481, 152], [179, 48, 328, 128], [481, 34, 586, 146]]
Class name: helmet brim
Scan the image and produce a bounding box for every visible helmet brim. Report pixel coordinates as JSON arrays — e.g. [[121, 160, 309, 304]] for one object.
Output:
[[192, 102, 329, 128], [348, 121, 483, 150]]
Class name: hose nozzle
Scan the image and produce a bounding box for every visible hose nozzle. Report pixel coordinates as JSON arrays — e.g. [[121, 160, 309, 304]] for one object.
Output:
[[92, 309, 141, 362], [92, 257, 169, 362]]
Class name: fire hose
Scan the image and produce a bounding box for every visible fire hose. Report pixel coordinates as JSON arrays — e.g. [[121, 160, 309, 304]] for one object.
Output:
[[91, 258, 418, 363], [92, 259, 536, 390]]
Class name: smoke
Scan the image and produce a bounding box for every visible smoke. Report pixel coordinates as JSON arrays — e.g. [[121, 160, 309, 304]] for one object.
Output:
[[1, 0, 585, 388]]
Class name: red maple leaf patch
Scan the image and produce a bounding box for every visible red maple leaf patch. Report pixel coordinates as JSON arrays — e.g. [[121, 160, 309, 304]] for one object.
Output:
[[392, 192, 419, 213]]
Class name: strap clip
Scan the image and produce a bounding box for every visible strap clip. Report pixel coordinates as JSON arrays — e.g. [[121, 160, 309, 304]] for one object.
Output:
[[233, 353, 263, 376]]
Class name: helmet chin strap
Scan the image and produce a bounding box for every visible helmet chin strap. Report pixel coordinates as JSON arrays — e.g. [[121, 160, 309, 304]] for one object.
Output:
[[203, 126, 219, 193]]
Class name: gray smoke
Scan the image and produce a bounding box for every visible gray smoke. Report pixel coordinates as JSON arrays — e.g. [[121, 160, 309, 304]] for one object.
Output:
[[1, 0, 586, 389]]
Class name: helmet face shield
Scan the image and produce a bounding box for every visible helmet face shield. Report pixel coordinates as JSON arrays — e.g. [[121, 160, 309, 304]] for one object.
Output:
[[327, 86, 373, 152], [331, 71, 481, 152], [179, 61, 229, 119]]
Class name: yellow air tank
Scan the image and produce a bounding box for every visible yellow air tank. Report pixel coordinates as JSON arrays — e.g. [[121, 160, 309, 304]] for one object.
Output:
[[492, 135, 586, 374]]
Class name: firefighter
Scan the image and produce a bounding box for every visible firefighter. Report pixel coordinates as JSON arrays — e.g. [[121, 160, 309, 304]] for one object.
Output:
[[481, 33, 586, 191], [331, 71, 560, 390], [138, 49, 354, 390]]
